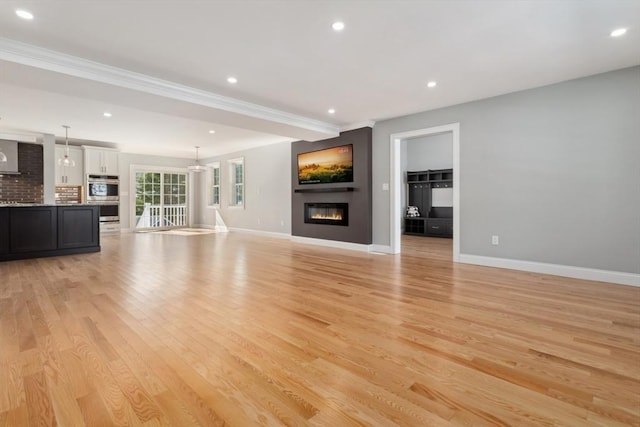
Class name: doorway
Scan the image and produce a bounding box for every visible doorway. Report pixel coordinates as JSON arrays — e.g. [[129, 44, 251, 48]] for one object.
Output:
[[133, 170, 188, 230], [389, 123, 460, 260]]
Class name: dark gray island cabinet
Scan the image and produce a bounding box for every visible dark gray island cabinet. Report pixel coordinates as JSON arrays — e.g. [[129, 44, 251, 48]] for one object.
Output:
[[0, 205, 100, 261]]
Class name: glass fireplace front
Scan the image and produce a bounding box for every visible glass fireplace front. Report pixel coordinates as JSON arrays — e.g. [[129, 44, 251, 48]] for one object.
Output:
[[304, 203, 348, 226]]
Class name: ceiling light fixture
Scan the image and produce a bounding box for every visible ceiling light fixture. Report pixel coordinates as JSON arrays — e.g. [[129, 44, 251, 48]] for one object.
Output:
[[103, 112, 112, 117], [209, 130, 216, 134], [427, 81, 437, 88], [188, 146, 206, 172], [15, 9, 34, 20], [57, 125, 76, 167], [227, 76, 238, 84], [332, 21, 345, 31], [610, 28, 627, 37], [328, 108, 336, 114]]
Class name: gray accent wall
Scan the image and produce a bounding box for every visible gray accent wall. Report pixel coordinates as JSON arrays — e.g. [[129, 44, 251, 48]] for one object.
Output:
[[405, 133, 453, 171], [291, 127, 372, 244], [196, 141, 292, 233], [373, 66, 640, 274]]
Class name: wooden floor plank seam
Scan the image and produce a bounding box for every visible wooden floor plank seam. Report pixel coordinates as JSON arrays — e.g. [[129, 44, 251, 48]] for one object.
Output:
[[0, 233, 638, 426]]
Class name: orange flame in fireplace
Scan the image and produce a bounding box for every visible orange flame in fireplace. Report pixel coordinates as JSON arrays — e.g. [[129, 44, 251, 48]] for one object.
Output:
[[311, 212, 343, 220]]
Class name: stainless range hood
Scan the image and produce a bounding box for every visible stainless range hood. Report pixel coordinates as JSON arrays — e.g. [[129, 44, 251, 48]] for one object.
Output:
[[0, 140, 20, 175]]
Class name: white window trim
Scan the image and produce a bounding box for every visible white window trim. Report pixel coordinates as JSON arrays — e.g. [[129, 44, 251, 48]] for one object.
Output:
[[129, 164, 191, 230], [228, 157, 244, 209], [206, 161, 221, 209]]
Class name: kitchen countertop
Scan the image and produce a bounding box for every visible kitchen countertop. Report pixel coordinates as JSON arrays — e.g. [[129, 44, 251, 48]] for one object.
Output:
[[0, 203, 95, 207]]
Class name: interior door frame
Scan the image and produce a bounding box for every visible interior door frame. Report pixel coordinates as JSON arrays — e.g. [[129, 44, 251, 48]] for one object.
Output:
[[389, 123, 460, 260], [129, 164, 191, 231]]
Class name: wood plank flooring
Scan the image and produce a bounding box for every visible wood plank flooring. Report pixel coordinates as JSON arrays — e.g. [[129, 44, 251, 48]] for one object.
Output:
[[0, 232, 638, 426]]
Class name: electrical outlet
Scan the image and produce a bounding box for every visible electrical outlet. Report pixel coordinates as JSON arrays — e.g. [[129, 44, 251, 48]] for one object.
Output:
[[281, 220, 285, 227], [491, 235, 499, 246]]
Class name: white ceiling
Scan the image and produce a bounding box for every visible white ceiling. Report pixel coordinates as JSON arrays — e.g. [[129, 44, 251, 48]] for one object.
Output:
[[0, 0, 638, 158]]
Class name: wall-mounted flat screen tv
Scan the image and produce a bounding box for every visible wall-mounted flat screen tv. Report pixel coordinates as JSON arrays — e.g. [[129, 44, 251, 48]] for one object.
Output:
[[298, 144, 353, 185]]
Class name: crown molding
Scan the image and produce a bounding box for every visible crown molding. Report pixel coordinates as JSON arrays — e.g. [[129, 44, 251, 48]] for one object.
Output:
[[340, 121, 376, 132], [0, 37, 339, 137], [0, 131, 38, 143]]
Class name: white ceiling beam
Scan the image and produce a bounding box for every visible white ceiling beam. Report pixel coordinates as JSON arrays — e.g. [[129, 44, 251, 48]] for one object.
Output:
[[0, 37, 339, 140], [0, 131, 38, 143]]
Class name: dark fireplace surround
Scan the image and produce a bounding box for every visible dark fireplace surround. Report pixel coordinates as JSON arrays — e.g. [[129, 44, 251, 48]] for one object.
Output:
[[291, 127, 372, 245]]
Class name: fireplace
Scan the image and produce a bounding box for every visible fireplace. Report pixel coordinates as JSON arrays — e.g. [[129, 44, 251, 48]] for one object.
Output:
[[304, 203, 348, 226]]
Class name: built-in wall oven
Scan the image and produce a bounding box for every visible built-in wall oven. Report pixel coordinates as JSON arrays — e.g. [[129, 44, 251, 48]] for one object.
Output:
[[87, 175, 120, 233], [87, 175, 119, 202]]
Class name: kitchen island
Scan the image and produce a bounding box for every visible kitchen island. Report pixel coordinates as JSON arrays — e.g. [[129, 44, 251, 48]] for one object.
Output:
[[0, 204, 100, 261]]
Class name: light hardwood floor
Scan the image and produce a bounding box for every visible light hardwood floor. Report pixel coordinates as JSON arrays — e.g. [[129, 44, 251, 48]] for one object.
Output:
[[0, 232, 638, 426]]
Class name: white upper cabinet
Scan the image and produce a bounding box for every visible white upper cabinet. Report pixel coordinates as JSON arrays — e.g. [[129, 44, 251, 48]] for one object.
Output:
[[54, 145, 84, 185], [84, 148, 102, 174], [103, 150, 119, 175], [84, 146, 119, 175]]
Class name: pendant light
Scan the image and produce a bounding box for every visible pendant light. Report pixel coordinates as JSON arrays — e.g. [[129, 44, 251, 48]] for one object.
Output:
[[57, 125, 76, 167], [188, 146, 206, 172]]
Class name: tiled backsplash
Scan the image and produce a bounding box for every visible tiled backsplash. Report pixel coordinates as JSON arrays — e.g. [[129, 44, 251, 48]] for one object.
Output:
[[0, 143, 44, 203], [55, 185, 83, 204]]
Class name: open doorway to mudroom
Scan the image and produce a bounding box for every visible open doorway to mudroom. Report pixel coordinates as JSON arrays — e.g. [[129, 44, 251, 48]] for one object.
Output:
[[389, 123, 460, 260]]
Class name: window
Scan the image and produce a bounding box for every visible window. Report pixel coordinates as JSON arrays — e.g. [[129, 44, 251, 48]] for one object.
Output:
[[228, 157, 244, 207], [134, 170, 188, 229], [207, 162, 220, 207]]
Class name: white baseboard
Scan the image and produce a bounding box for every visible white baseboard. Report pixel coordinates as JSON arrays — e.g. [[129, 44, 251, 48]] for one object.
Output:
[[290, 235, 373, 252], [458, 254, 640, 287], [123, 224, 638, 285], [370, 244, 394, 254], [228, 227, 289, 239], [228, 228, 383, 253]]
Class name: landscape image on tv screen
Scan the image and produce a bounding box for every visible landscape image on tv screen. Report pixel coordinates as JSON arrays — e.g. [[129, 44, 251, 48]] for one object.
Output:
[[298, 144, 353, 184]]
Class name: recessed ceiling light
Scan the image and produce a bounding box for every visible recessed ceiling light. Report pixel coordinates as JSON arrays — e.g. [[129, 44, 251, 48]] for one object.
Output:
[[227, 76, 238, 84], [332, 21, 345, 31], [103, 112, 112, 118], [610, 28, 627, 37], [427, 81, 437, 88], [16, 9, 34, 20], [208, 130, 216, 134], [328, 109, 336, 114]]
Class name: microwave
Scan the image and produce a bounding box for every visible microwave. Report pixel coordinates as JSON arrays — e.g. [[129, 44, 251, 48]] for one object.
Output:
[[96, 203, 119, 222], [87, 175, 119, 202]]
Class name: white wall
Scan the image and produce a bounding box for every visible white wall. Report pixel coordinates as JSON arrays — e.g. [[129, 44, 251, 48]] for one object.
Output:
[[196, 140, 291, 234], [42, 134, 56, 204]]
